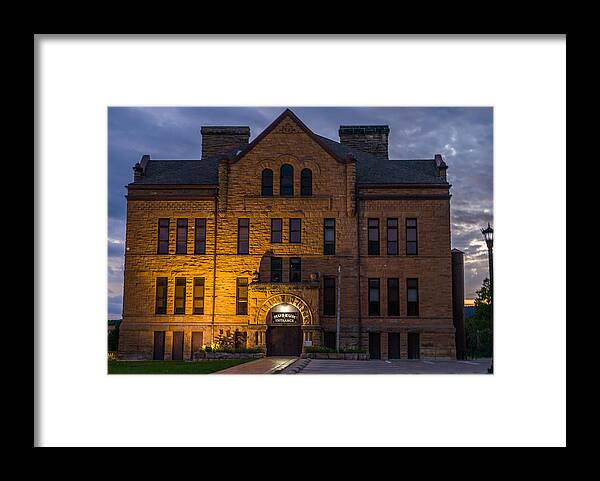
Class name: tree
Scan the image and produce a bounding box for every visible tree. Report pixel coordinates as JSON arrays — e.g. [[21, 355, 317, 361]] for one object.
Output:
[[465, 278, 493, 358], [474, 277, 492, 322]]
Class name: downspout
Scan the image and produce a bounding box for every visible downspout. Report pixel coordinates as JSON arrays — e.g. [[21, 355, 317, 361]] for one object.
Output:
[[211, 194, 218, 343], [355, 183, 363, 349]]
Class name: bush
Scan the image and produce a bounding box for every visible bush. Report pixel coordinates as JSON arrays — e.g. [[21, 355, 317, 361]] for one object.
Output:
[[465, 278, 493, 359], [305, 346, 336, 353], [205, 346, 263, 354], [305, 346, 366, 354], [465, 317, 493, 358], [108, 328, 119, 352]]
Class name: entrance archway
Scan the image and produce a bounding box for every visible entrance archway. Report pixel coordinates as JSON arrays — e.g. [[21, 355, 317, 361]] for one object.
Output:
[[256, 293, 314, 326], [265, 303, 303, 356]]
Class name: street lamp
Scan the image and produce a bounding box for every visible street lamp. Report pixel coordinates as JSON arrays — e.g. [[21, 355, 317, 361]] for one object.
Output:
[[481, 223, 493, 301], [480, 222, 493, 373]]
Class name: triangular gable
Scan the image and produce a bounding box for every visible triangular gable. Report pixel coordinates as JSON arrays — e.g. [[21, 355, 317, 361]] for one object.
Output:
[[229, 109, 354, 165]]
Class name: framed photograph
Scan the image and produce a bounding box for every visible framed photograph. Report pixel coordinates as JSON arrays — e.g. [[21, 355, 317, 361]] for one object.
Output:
[[35, 34, 566, 447]]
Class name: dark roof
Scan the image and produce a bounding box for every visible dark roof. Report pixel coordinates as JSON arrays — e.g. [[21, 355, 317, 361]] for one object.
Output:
[[133, 159, 218, 185], [131, 111, 447, 186], [315, 135, 447, 185], [132, 147, 241, 185]]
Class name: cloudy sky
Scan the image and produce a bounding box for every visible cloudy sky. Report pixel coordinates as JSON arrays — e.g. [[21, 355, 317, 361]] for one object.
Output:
[[108, 107, 493, 319]]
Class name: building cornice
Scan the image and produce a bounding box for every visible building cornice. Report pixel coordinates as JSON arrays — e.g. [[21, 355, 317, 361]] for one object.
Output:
[[357, 183, 451, 189], [358, 194, 452, 201], [127, 183, 218, 190]]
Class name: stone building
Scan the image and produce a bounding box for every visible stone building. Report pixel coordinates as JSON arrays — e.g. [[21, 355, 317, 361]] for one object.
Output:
[[118, 109, 464, 360]]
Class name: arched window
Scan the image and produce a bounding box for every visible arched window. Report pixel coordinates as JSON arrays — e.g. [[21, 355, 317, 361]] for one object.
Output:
[[261, 169, 273, 196], [301, 168, 313, 196], [280, 164, 294, 196]]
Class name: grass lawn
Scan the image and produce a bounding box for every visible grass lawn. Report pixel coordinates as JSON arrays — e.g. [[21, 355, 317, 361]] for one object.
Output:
[[108, 359, 253, 374]]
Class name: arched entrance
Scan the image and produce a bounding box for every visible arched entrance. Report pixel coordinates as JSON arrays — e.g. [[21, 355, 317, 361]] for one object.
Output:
[[265, 303, 303, 356]]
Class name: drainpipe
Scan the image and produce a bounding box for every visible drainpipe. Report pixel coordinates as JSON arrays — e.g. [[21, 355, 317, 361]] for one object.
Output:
[[355, 183, 363, 349], [211, 195, 218, 343]]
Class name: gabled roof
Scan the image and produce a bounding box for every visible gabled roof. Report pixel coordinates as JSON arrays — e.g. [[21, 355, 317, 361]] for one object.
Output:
[[316, 135, 447, 185], [229, 108, 353, 165], [130, 108, 449, 186]]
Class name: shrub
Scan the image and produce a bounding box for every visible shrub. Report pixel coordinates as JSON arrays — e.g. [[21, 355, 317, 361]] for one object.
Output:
[[465, 277, 493, 359], [340, 348, 366, 354], [305, 346, 336, 353], [203, 346, 263, 354], [108, 328, 119, 352]]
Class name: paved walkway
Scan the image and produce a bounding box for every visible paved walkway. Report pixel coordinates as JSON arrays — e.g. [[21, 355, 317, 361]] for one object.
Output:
[[284, 358, 492, 374], [216, 356, 298, 374]]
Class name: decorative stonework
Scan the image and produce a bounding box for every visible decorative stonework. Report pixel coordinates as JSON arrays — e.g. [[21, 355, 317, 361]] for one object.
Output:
[[274, 121, 302, 135], [256, 293, 314, 326]]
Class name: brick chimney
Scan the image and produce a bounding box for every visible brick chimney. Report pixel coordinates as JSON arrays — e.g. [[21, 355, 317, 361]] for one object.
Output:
[[434, 153, 448, 180], [201, 126, 250, 160], [339, 125, 390, 160], [133, 154, 150, 181]]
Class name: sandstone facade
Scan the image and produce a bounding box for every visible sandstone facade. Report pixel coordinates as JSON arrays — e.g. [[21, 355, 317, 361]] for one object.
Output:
[[118, 109, 458, 360]]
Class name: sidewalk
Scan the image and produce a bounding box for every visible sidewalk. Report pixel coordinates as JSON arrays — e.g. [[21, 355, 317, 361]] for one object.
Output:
[[285, 358, 492, 374], [216, 356, 298, 374]]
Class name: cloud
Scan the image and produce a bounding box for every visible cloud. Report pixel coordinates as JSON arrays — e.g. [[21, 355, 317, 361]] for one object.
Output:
[[108, 294, 123, 319]]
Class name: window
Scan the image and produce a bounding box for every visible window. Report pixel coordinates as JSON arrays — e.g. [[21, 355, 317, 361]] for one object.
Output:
[[407, 278, 419, 316], [261, 168, 273, 196], [300, 168, 312, 196], [176, 219, 188, 254], [153, 331, 165, 360], [270, 257, 283, 283], [289, 218, 301, 243], [368, 278, 380, 316], [193, 277, 205, 315], [280, 164, 294, 196], [174, 278, 186, 315], [194, 218, 206, 254], [271, 219, 282, 243], [191, 332, 204, 358], [368, 218, 380, 255], [155, 277, 167, 314], [323, 276, 336, 316], [234, 330, 247, 349], [324, 331, 336, 349], [289, 257, 301, 282], [237, 218, 249, 254], [172, 331, 184, 360], [324, 218, 336, 255], [406, 218, 418, 255], [157, 219, 169, 254], [387, 278, 400, 316], [387, 218, 398, 255], [236, 278, 248, 315]]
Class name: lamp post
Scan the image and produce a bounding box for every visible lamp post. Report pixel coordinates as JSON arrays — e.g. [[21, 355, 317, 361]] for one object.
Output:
[[480, 223, 494, 373], [481, 223, 494, 304]]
